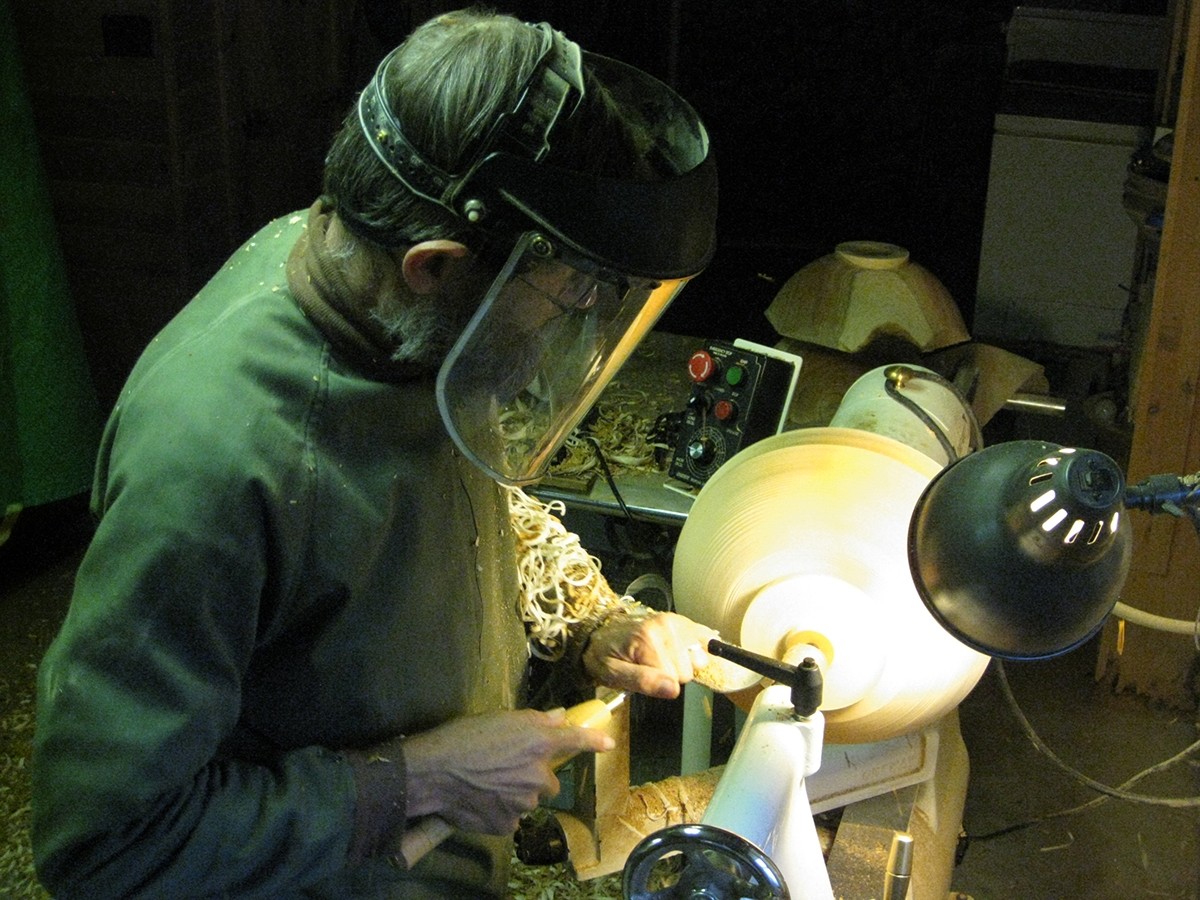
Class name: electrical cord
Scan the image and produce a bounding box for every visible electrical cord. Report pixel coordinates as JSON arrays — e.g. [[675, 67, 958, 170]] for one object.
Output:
[[969, 660, 1200, 843], [1108, 494, 1200, 657], [973, 486, 1200, 841], [1131, 486, 1200, 652], [881, 365, 984, 464], [586, 436, 676, 606], [587, 436, 635, 526]]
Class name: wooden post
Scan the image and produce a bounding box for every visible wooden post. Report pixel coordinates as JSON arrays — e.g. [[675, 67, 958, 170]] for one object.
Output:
[[1097, 0, 1200, 708]]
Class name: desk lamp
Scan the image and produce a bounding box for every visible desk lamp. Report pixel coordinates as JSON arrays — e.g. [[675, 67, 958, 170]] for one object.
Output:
[[909, 439, 1198, 658]]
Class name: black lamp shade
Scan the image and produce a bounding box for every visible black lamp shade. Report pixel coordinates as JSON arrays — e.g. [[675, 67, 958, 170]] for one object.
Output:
[[908, 441, 1132, 659]]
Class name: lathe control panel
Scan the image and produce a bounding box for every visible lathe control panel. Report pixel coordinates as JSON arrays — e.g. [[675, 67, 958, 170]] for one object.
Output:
[[668, 339, 802, 488]]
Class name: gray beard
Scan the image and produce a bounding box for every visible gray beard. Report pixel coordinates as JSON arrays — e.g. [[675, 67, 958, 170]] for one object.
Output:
[[370, 295, 466, 369]]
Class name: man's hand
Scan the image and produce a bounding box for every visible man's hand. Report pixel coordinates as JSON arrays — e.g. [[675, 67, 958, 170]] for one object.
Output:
[[582, 612, 718, 699], [402, 708, 614, 835]]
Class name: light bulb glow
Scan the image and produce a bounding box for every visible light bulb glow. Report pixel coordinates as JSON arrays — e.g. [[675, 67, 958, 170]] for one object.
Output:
[[1041, 508, 1068, 532], [1030, 489, 1057, 512]]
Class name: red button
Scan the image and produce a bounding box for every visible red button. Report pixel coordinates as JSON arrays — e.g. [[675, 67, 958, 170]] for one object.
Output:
[[713, 400, 736, 421], [688, 349, 716, 383]]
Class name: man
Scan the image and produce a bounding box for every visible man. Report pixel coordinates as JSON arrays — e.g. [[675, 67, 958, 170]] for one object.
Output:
[[32, 8, 720, 899]]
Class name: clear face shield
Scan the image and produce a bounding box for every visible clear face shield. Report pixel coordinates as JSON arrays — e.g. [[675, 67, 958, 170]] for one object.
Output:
[[437, 232, 688, 484]]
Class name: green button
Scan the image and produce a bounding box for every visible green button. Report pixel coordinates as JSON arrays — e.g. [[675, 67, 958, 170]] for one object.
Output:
[[725, 365, 744, 386]]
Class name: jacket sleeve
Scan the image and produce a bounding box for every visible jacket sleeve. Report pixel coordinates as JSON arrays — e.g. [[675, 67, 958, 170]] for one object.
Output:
[[31, 390, 359, 898]]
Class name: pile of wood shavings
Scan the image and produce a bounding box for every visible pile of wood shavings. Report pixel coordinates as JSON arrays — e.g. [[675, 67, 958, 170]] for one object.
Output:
[[549, 387, 673, 480], [508, 768, 724, 899], [0, 674, 48, 900], [508, 853, 622, 899]]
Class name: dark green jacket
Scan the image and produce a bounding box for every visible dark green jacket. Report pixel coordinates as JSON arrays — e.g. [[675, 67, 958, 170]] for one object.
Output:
[[32, 213, 530, 898]]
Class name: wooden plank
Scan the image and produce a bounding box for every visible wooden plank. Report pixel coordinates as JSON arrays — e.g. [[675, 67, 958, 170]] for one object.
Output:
[[47, 179, 176, 231], [12, 0, 165, 60], [168, 0, 217, 42], [39, 136, 172, 185], [1097, 0, 1200, 708], [55, 222, 186, 271], [19, 55, 165, 101], [174, 85, 226, 141], [28, 92, 169, 142]]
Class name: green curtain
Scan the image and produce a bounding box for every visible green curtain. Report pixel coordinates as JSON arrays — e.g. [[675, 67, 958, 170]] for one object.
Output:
[[0, 0, 102, 513]]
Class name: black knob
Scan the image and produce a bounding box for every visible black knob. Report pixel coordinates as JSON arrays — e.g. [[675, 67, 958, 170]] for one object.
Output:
[[707, 639, 824, 717]]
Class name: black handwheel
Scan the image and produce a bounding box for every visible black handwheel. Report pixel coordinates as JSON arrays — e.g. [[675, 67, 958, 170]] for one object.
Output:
[[622, 823, 789, 900]]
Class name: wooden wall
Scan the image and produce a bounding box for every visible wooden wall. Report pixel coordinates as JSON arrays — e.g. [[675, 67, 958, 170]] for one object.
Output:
[[9, 0, 352, 408], [11, 0, 1022, 410]]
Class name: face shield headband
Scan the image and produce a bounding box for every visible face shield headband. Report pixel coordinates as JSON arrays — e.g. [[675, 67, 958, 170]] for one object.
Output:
[[358, 22, 584, 224], [356, 20, 717, 277], [436, 231, 688, 484]]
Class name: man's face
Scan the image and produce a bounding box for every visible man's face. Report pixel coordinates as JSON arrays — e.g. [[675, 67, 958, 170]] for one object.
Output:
[[510, 258, 600, 330], [373, 251, 497, 368], [434, 230, 685, 484]]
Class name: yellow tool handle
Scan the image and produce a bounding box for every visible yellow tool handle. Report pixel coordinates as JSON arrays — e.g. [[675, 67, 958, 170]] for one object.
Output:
[[397, 694, 624, 869], [550, 696, 617, 766], [565, 696, 618, 727]]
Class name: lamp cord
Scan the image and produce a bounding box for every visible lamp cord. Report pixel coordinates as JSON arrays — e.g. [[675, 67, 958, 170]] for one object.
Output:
[[969, 661, 1200, 843], [1116, 492, 1200, 651]]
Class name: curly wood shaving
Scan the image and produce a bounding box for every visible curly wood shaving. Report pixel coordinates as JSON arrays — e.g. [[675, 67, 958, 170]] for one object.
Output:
[[506, 486, 631, 660]]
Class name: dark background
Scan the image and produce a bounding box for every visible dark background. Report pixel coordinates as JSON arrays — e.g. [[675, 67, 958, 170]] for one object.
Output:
[[8, 0, 1169, 410]]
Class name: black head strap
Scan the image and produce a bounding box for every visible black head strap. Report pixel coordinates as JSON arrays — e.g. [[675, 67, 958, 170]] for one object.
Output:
[[357, 22, 585, 223]]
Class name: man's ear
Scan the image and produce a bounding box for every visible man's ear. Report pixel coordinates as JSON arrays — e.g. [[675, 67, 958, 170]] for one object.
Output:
[[401, 240, 471, 295]]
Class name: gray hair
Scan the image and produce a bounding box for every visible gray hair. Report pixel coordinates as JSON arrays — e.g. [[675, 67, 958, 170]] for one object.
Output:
[[323, 7, 646, 250]]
